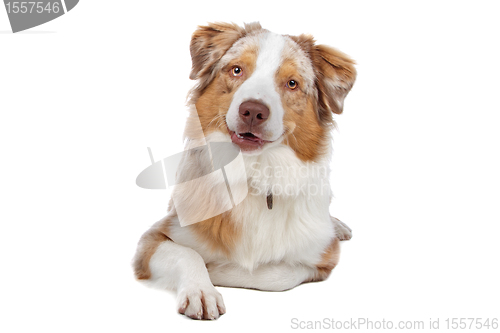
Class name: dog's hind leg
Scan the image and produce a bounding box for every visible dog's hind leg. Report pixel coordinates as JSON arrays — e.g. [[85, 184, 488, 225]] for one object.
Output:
[[133, 219, 225, 320], [207, 262, 318, 291], [332, 216, 352, 241], [207, 237, 341, 290]]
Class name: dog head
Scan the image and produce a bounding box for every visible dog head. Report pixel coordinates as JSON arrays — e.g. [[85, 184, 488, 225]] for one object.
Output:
[[188, 22, 356, 161]]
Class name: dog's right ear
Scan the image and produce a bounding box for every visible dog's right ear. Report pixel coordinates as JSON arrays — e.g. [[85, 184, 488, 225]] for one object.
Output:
[[189, 22, 261, 80]]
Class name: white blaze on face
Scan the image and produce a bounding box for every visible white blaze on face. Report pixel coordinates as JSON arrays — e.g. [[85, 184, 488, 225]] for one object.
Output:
[[226, 32, 286, 141]]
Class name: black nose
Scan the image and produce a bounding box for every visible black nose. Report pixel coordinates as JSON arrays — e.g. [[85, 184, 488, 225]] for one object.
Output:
[[238, 101, 270, 126]]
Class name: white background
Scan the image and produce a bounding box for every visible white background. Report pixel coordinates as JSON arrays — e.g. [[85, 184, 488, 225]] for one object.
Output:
[[1, 1, 499, 332]]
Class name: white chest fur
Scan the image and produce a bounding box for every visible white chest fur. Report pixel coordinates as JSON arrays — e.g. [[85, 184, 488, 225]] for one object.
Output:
[[229, 140, 335, 271]]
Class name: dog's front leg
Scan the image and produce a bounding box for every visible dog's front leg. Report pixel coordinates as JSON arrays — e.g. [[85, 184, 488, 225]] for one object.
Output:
[[134, 232, 225, 320]]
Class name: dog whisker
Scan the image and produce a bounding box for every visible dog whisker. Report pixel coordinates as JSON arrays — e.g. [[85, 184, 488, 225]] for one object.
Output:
[[207, 114, 224, 129]]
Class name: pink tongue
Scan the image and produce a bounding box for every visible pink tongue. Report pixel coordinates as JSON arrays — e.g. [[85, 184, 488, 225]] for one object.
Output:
[[242, 134, 260, 142], [230, 132, 264, 149]]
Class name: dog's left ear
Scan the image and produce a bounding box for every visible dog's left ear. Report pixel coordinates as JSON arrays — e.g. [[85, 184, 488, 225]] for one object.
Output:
[[313, 44, 356, 115], [292, 35, 356, 119]]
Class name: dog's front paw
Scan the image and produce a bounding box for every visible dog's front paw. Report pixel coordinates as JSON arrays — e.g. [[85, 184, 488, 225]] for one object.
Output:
[[177, 283, 226, 320], [332, 217, 352, 241]]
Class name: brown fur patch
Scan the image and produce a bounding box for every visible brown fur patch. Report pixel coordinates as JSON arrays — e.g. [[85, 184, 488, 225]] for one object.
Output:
[[282, 97, 328, 162], [277, 59, 328, 161], [133, 218, 172, 280], [188, 211, 240, 256], [304, 237, 340, 283], [194, 72, 234, 137]]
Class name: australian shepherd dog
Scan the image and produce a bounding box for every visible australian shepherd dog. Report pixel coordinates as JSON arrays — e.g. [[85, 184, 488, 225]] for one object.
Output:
[[133, 22, 356, 320]]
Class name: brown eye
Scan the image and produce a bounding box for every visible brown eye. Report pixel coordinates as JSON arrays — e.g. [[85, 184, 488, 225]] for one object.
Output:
[[287, 80, 298, 90], [231, 66, 243, 77]]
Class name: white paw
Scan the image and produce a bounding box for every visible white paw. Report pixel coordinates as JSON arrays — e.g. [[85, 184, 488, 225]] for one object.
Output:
[[333, 217, 352, 241], [177, 283, 226, 320]]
